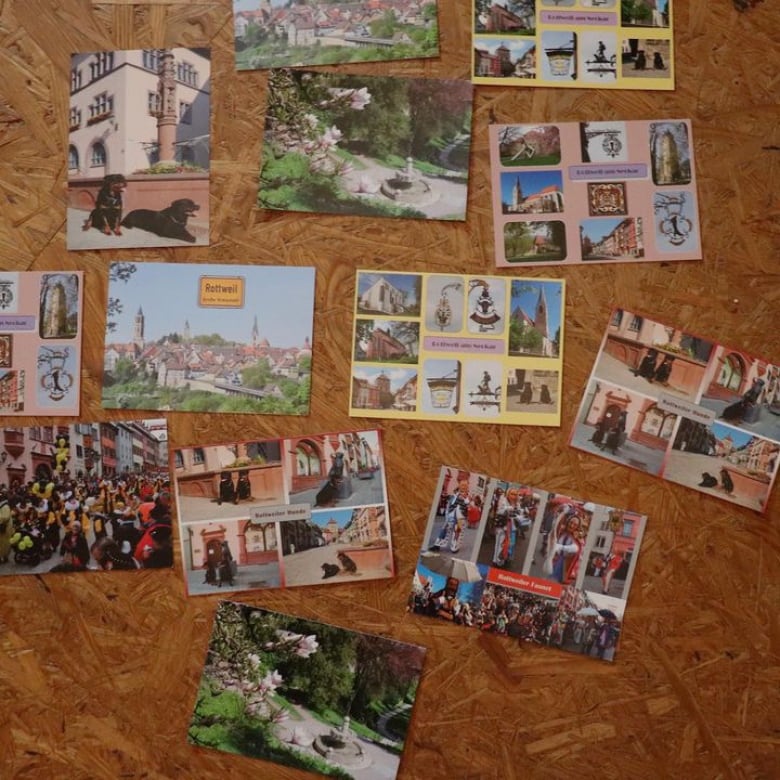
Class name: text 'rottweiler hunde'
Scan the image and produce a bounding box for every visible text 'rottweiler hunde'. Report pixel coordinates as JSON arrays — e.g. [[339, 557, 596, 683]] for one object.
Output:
[[121, 199, 200, 243], [82, 174, 127, 235]]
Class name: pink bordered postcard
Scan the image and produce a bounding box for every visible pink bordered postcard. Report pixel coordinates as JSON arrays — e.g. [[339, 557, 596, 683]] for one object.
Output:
[[0, 417, 172, 576], [473, 0, 674, 90], [260, 69, 473, 221], [569, 308, 780, 513], [0, 271, 83, 416], [189, 600, 425, 779], [489, 119, 701, 267], [350, 270, 565, 425], [67, 48, 210, 250], [408, 466, 648, 662], [172, 429, 393, 595]]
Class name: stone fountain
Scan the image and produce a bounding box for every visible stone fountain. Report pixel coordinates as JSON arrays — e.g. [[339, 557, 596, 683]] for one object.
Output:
[[311, 716, 372, 770], [380, 157, 438, 207]]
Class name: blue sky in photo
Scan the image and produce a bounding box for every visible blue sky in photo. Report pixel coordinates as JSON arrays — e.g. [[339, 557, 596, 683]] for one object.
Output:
[[358, 273, 420, 308], [500, 170, 564, 204], [109, 263, 314, 346], [417, 560, 488, 604], [478, 38, 535, 60], [510, 280, 563, 333], [310, 507, 354, 530], [580, 217, 625, 242], [711, 423, 754, 450], [352, 366, 417, 392]]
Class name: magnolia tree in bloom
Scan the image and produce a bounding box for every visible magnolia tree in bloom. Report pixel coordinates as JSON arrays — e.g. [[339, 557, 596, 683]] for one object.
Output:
[[264, 69, 372, 176], [202, 602, 320, 723]]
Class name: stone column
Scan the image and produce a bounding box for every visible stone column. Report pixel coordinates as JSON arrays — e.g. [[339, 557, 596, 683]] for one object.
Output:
[[157, 50, 177, 164]]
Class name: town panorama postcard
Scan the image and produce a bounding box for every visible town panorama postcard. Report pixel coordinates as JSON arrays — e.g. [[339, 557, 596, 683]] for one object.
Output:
[[102, 262, 315, 415]]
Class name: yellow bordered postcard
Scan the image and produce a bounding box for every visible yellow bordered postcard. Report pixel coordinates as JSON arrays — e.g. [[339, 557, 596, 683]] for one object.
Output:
[[473, 1, 674, 90], [349, 271, 565, 426]]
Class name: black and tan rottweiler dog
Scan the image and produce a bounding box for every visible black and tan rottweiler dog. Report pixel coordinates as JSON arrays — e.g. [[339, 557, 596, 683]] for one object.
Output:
[[121, 199, 200, 243], [82, 174, 127, 235]]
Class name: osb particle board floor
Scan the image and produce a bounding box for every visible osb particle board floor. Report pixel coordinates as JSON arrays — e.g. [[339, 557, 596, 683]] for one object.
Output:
[[0, 1, 778, 779]]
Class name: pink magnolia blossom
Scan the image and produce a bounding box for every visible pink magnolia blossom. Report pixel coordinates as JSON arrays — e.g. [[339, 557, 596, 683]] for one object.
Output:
[[261, 669, 283, 692]]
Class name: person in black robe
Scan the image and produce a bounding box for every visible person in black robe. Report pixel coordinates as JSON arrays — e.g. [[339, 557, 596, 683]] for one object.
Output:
[[590, 417, 609, 445], [605, 411, 628, 454], [540, 384, 552, 404]]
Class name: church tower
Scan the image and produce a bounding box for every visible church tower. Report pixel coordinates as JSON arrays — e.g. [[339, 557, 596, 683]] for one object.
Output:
[[252, 315, 259, 349], [534, 287, 548, 339], [183, 319, 191, 342], [41, 280, 68, 338], [134, 306, 145, 348], [513, 175, 523, 208], [657, 129, 681, 184]]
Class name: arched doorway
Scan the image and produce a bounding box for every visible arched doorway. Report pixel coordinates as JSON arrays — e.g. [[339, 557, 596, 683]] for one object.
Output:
[[717, 353, 745, 393]]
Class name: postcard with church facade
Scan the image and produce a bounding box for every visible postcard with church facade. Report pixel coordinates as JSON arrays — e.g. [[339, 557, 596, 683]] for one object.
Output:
[[102, 262, 314, 415], [490, 119, 700, 267], [172, 428, 393, 595], [67, 48, 210, 251], [350, 271, 565, 426], [0, 271, 84, 416], [569, 308, 780, 514], [233, 0, 439, 70], [407, 465, 648, 662], [473, 1, 673, 90]]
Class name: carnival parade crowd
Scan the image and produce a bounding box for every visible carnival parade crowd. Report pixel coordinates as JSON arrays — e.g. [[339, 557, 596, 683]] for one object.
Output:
[[409, 580, 620, 660], [0, 471, 173, 573]]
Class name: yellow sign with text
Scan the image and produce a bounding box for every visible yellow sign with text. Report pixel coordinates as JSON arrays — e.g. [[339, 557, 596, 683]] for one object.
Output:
[[198, 276, 245, 308]]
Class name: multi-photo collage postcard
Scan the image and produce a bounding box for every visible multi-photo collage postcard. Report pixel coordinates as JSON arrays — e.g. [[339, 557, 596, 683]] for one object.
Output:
[[190, 601, 425, 780], [0, 271, 83, 416], [233, 0, 440, 70], [173, 429, 393, 595], [408, 465, 647, 662], [490, 119, 700, 267], [102, 262, 315, 416], [473, 0, 673, 90], [350, 270, 565, 426], [0, 418, 171, 576], [570, 308, 780, 513], [260, 69, 473, 221], [67, 48, 210, 250]]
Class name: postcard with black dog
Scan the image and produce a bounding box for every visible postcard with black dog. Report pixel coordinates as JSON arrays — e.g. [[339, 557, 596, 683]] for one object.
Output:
[[67, 48, 210, 250], [172, 429, 393, 596]]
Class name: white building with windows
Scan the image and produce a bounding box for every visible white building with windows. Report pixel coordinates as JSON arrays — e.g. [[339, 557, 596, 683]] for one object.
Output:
[[68, 48, 210, 179]]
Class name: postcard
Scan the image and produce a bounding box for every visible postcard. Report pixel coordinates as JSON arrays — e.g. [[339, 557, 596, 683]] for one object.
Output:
[[490, 119, 701, 267], [473, 1, 674, 90], [173, 429, 393, 595], [0, 418, 172, 576], [0, 271, 84, 416], [102, 262, 315, 415], [189, 601, 425, 778], [408, 466, 647, 662], [569, 308, 780, 513], [234, 0, 439, 70], [67, 48, 210, 250], [350, 270, 565, 425], [260, 69, 473, 221]]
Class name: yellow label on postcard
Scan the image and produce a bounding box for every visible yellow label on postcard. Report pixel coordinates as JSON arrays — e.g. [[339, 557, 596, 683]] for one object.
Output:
[[198, 276, 245, 308]]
